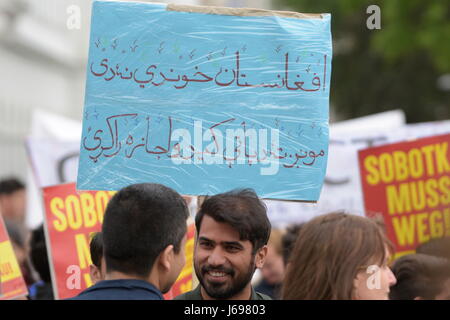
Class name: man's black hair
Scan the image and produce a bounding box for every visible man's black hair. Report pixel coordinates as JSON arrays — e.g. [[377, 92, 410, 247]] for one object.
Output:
[[0, 178, 25, 195], [390, 253, 450, 300], [102, 183, 189, 277], [281, 223, 304, 265], [90, 232, 103, 268], [195, 188, 271, 254]]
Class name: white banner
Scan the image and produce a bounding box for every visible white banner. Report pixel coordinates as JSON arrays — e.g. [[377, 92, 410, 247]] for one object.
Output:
[[266, 112, 450, 228], [25, 110, 81, 228]]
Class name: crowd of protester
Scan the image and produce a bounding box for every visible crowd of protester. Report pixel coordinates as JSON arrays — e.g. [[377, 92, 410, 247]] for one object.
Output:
[[1, 176, 450, 300]]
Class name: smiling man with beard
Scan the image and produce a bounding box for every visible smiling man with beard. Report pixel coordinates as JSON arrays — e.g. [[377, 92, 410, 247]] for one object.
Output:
[[175, 189, 272, 300]]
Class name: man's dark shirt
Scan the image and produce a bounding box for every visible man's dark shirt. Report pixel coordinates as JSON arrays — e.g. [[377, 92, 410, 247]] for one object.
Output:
[[174, 285, 272, 300], [255, 279, 281, 300], [69, 279, 164, 300]]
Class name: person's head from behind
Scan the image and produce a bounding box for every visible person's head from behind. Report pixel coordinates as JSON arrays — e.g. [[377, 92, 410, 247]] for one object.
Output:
[[89, 232, 105, 284], [194, 188, 271, 299], [260, 229, 285, 286], [282, 212, 396, 300], [102, 183, 189, 293], [389, 253, 450, 300], [281, 223, 304, 267], [0, 178, 26, 224]]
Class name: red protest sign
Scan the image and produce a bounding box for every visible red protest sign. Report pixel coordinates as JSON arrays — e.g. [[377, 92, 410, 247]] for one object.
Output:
[[43, 182, 115, 299], [359, 133, 450, 257], [0, 215, 28, 300]]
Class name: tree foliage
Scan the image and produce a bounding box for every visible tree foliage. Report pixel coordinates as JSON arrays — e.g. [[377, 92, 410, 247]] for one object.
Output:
[[275, 0, 449, 122]]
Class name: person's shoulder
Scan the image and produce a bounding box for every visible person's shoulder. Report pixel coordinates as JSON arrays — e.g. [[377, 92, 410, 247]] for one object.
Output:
[[68, 280, 163, 300], [68, 291, 92, 300], [67, 285, 101, 300], [254, 291, 272, 300], [173, 286, 202, 300], [173, 291, 189, 300]]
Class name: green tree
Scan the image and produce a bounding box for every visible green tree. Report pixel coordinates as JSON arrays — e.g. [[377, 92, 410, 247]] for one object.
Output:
[[275, 0, 450, 122]]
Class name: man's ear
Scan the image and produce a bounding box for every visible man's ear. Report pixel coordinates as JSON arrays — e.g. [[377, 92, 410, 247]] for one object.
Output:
[[89, 264, 100, 283], [255, 245, 268, 269], [158, 244, 175, 271]]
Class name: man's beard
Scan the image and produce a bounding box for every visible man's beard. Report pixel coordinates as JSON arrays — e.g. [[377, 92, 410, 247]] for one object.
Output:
[[195, 259, 256, 299]]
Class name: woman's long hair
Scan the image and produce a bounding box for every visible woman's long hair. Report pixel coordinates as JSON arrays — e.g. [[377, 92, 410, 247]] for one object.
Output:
[[282, 212, 392, 300]]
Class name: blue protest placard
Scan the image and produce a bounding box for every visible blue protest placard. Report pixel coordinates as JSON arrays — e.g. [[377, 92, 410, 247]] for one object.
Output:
[[77, 1, 332, 201]]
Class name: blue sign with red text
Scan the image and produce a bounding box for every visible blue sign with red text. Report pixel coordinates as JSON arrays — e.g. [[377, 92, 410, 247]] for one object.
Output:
[[77, 1, 332, 201]]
